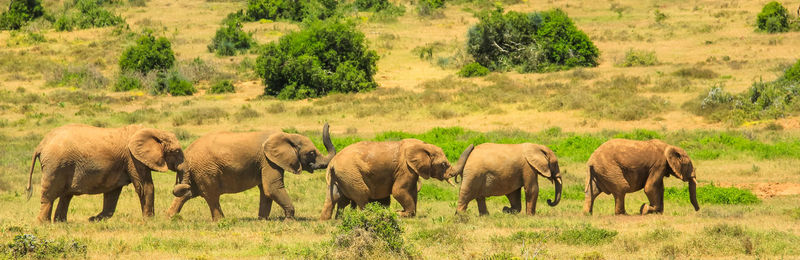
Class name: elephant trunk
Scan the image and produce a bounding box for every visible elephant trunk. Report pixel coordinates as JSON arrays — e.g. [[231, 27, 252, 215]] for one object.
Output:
[[313, 123, 337, 170], [444, 144, 475, 182], [688, 177, 699, 211], [547, 177, 562, 207], [172, 164, 191, 197]]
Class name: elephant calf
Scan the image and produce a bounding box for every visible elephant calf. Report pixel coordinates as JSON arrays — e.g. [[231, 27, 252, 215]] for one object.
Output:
[[27, 124, 185, 223], [320, 139, 473, 220], [168, 124, 336, 221], [452, 143, 562, 216], [584, 139, 700, 215]]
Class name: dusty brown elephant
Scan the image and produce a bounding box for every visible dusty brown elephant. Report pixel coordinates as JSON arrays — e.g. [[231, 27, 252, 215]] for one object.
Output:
[[320, 139, 473, 220], [167, 124, 336, 221], [584, 139, 700, 215], [26, 124, 185, 223], [451, 143, 562, 216]]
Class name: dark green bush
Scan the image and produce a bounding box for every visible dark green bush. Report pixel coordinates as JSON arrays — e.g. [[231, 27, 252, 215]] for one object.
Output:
[[784, 59, 800, 83], [113, 73, 142, 91], [417, 0, 444, 17], [337, 203, 409, 255], [466, 7, 599, 73], [54, 0, 125, 31], [457, 62, 489, 77], [208, 19, 254, 56], [255, 19, 378, 99], [756, 1, 790, 33], [152, 71, 195, 96], [245, 0, 337, 22], [0, 0, 45, 30], [3, 234, 87, 259], [208, 80, 236, 94], [119, 31, 176, 73], [355, 0, 390, 11]]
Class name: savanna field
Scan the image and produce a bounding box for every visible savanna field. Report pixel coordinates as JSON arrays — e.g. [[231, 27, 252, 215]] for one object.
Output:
[[2, 0, 800, 258]]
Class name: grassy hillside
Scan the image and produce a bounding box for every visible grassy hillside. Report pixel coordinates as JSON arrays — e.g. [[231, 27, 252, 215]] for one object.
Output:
[[2, 0, 800, 258]]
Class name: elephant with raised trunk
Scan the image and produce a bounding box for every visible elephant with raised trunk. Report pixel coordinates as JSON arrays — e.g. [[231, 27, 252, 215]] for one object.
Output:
[[27, 124, 185, 223], [584, 139, 699, 215], [451, 143, 562, 216], [168, 124, 336, 221], [320, 140, 473, 220]]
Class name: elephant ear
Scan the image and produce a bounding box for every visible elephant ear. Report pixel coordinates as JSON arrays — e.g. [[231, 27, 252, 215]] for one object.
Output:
[[523, 143, 551, 178], [264, 132, 301, 174], [405, 142, 433, 179], [665, 146, 690, 180], [129, 128, 169, 172]]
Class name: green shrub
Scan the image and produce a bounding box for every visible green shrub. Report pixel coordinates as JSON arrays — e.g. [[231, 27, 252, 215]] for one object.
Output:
[[355, 0, 390, 11], [336, 203, 412, 257], [208, 80, 235, 94], [119, 31, 176, 73], [417, 0, 445, 17], [255, 19, 379, 99], [756, 1, 790, 33], [616, 49, 659, 67], [0, 0, 44, 30], [46, 64, 108, 90], [113, 73, 142, 91], [3, 234, 87, 259], [664, 183, 760, 205], [466, 7, 599, 73], [458, 62, 489, 77], [54, 0, 125, 31], [152, 71, 195, 96], [784, 59, 800, 83], [208, 19, 254, 56], [245, 0, 337, 22]]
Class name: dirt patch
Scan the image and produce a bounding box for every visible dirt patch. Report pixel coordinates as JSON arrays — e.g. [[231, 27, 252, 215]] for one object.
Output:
[[726, 182, 800, 199]]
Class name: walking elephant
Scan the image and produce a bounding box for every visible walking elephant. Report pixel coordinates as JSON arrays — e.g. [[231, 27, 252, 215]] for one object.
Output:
[[320, 139, 473, 220], [26, 124, 185, 223], [167, 124, 336, 221], [451, 143, 562, 216], [584, 139, 700, 215]]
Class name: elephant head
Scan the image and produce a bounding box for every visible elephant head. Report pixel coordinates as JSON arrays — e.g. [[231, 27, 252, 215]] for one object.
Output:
[[403, 140, 452, 181], [523, 144, 562, 207], [443, 144, 475, 184], [129, 128, 185, 173], [264, 123, 336, 174], [665, 146, 700, 211]]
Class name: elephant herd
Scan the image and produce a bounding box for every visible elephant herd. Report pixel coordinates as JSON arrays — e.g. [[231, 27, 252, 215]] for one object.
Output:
[[26, 123, 699, 223]]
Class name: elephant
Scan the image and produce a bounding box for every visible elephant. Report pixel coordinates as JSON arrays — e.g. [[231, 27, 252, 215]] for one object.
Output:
[[167, 124, 336, 221], [320, 139, 474, 220], [26, 124, 185, 223], [450, 143, 562, 216], [583, 139, 700, 215]]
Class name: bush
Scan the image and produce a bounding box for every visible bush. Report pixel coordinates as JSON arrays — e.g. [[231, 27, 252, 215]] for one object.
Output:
[[255, 19, 379, 99], [245, 0, 337, 22], [466, 7, 599, 73], [784, 58, 800, 83], [152, 71, 196, 96], [119, 31, 176, 73], [417, 0, 445, 17], [458, 62, 489, 77], [54, 0, 125, 31], [208, 19, 254, 56], [208, 80, 235, 94], [355, 0, 390, 11], [616, 49, 659, 67], [0, 0, 44, 30], [113, 72, 143, 91], [336, 203, 411, 256], [3, 234, 87, 259], [46, 64, 108, 90], [756, 1, 790, 33]]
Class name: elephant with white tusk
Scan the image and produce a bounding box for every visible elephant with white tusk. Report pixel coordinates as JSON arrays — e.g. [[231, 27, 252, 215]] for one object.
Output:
[[27, 124, 185, 223], [167, 123, 336, 221], [584, 139, 699, 215]]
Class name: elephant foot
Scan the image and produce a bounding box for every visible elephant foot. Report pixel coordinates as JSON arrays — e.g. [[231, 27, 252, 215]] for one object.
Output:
[[502, 206, 520, 214], [639, 203, 663, 215], [173, 184, 191, 197], [397, 211, 416, 218], [89, 213, 112, 222]]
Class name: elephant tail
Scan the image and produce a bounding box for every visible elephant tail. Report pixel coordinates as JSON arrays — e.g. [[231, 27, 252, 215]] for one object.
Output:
[[586, 165, 604, 195], [26, 150, 41, 200]]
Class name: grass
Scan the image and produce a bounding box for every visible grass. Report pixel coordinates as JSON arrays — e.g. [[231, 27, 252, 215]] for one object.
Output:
[[665, 183, 760, 205]]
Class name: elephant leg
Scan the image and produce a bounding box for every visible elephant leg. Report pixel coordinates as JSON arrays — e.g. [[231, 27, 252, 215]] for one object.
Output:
[[371, 197, 391, 207], [613, 193, 627, 215], [38, 196, 55, 223], [320, 184, 341, 221], [258, 185, 273, 220], [583, 176, 601, 215], [130, 167, 155, 218], [391, 177, 418, 217], [641, 178, 665, 215], [53, 194, 73, 222], [90, 186, 122, 221], [524, 183, 539, 216], [38, 165, 70, 223], [503, 188, 522, 214], [262, 169, 294, 220], [166, 193, 196, 218], [203, 193, 224, 221], [476, 197, 489, 216]]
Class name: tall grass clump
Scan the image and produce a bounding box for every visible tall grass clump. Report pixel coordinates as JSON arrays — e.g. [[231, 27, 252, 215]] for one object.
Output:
[[756, 1, 790, 33], [334, 203, 414, 258], [416, 0, 445, 18], [557, 225, 618, 245], [152, 70, 195, 96], [0, 0, 44, 30], [665, 183, 760, 205], [208, 80, 235, 94], [2, 234, 87, 259], [255, 19, 378, 99], [467, 7, 599, 73], [54, 0, 125, 31], [616, 49, 659, 67]]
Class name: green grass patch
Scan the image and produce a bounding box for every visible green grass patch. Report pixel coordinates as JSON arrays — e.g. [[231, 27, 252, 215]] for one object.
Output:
[[665, 183, 760, 205]]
